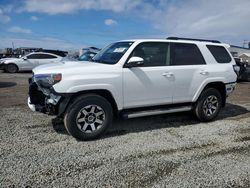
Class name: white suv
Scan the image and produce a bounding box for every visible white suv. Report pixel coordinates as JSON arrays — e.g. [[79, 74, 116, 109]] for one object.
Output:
[[28, 37, 238, 140]]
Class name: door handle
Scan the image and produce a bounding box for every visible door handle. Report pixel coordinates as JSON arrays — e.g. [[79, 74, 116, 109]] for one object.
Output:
[[162, 72, 174, 77], [199, 70, 209, 75]]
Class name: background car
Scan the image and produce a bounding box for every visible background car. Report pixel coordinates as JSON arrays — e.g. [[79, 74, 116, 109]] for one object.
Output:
[[78, 51, 98, 61], [235, 57, 250, 81], [1, 52, 63, 73]]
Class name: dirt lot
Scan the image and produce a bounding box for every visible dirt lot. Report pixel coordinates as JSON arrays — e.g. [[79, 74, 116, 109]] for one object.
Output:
[[1, 71, 250, 187]]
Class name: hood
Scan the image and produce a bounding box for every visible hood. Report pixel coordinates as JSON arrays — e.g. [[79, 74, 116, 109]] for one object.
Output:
[[33, 60, 113, 74], [2, 58, 22, 64], [0, 57, 19, 63]]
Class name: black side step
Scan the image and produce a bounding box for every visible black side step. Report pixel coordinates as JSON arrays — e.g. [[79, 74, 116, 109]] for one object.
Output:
[[122, 105, 192, 119]]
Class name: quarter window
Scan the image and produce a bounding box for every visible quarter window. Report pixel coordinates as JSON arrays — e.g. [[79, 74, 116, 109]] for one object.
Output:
[[171, 43, 206, 66], [207, 45, 232, 63], [130, 42, 170, 67]]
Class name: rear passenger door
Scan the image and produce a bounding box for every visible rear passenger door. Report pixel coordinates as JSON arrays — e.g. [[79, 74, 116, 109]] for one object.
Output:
[[170, 43, 208, 103]]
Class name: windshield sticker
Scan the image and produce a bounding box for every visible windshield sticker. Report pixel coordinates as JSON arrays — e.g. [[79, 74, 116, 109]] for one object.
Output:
[[113, 48, 127, 53]]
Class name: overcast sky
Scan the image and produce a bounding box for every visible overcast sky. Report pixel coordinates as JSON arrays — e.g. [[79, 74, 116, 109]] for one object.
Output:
[[0, 0, 249, 50]]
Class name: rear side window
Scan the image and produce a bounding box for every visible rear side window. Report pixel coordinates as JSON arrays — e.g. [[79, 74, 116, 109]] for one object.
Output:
[[27, 54, 57, 59], [171, 43, 206, 66], [207, 45, 232, 63], [39, 54, 57, 59], [27, 54, 40, 59]]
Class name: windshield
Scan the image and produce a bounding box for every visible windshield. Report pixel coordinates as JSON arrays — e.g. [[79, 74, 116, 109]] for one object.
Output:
[[92, 42, 133, 64]]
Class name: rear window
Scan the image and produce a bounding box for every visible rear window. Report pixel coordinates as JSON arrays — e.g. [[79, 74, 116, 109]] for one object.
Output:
[[207, 45, 232, 63], [171, 43, 206, 66]]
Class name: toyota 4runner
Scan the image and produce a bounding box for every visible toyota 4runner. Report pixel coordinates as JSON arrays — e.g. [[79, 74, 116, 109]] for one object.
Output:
[[28, 37, 238, 140]]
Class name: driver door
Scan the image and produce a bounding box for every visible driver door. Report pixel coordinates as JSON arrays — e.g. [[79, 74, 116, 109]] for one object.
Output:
[[123, 42, 174, 109], [23, 54, 41, 70]]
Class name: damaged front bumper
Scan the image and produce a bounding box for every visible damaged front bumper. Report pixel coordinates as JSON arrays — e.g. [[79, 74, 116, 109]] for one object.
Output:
[[28, 78, 71, 116]]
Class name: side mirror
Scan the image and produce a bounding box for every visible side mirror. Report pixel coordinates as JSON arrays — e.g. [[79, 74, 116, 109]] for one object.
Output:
[[23, 56, 27, 60], [126, 56, 144, 68]]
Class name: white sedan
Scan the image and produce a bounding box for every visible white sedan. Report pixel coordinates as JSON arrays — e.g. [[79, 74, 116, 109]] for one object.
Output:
[[0, 52, 63, 73]]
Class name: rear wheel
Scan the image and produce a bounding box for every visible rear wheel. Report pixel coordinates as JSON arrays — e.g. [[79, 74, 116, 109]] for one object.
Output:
[[64, 94, 113, 140], [5, 63, 18, 73], [194, 88, 222, 122]]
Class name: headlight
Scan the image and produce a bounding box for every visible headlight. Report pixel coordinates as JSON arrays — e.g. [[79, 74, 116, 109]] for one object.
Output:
[[34, 73, 62, 88]]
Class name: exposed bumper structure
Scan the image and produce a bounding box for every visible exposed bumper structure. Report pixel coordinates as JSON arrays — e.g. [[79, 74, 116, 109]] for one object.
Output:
[[28, 78, 71, 116]]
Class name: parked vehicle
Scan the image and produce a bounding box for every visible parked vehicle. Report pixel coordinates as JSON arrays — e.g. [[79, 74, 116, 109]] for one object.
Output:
[[234, 58, 250, 81], [28, 37, 238, 140], [79, 51, 98, 61], [1, 52, 63, 73]]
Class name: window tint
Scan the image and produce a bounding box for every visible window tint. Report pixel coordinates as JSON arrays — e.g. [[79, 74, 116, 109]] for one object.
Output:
[[172, 43, 206, 66], [207, 45, 232, 63], [27, 54, 57, 59], [39, 54, 57, 59], [27, 54, 40, 59], [130, 42, 170, 67], [92, 42, 133, 64]]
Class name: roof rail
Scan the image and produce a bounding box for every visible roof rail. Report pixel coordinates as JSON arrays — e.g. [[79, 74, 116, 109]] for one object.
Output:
[[167, 37, 221, 43]]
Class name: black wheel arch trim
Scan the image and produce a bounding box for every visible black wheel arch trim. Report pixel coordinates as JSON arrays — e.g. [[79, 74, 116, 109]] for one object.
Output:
[[56, 89, 118, 117], [200, 81, 227, 107]]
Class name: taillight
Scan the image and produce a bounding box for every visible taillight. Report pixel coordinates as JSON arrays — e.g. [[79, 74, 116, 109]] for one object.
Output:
[[233, 65, 240, 76]]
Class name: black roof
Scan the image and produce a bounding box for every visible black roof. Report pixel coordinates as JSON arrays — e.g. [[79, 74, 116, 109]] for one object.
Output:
[[36, 49, 68, 57]]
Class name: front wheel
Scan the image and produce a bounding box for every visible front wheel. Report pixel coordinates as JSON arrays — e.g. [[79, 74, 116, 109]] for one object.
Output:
[[194, 88, 222, 122], [64, 94, 113, 140], [5, 63, 18, 73]]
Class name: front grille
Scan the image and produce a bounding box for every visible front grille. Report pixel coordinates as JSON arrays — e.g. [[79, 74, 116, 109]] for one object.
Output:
[[29, 82, 45, 105]]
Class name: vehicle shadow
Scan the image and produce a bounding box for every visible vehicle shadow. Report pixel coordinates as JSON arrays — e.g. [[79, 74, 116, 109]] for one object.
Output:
[[51, 103, 249, 139], [1, 71, 32, 74], [0, 82, 17, 88]]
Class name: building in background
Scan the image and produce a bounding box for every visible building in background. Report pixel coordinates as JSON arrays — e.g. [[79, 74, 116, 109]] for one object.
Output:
[[239, 53, 250, 63], [229, 45, 250, 59]]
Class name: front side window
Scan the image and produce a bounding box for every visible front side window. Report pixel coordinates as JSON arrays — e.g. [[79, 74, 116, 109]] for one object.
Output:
[[92, 42, 133, 64], [129, 42, 170, 67], [39, 54, 57, 59], [207, 45, 232, 63], [27, 54, 41, 59], [171, 43, 206, 66]]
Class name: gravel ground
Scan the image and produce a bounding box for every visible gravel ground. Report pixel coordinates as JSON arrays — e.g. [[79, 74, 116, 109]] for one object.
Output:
[[0, 72, 250, 187]]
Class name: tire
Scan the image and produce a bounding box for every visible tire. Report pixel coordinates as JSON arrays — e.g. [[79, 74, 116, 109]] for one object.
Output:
[[5, 63, 18, 73], [194, 88, 222, 122], [64, 94, 113, 140]]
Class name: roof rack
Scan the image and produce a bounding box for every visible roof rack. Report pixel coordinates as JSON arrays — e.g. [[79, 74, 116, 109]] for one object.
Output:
[[167, 37, 221, 43]]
